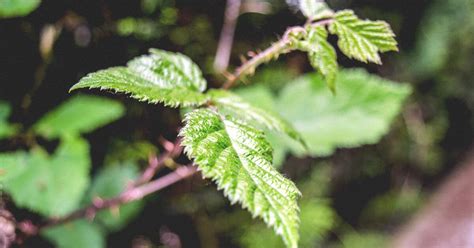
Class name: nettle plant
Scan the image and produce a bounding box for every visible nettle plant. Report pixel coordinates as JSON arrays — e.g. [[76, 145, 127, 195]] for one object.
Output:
[[68, 3, 404, 248], [0, 1, 411, 247]]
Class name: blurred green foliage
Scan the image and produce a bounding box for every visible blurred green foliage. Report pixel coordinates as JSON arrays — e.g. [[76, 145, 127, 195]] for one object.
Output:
[[237, 69, 411, 163], [0, 0, 473, 247], [0, 0, 40, 18], [43, 220, 105, 248], [0, 137, 90, 217], [34, 95, 125, 139], [0, 102, 18, 139]]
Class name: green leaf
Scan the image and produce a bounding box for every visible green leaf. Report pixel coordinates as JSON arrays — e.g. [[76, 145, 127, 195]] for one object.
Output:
[[0, 136, 90, 217], [42, 220, 105, 248], [276, 69, 411, 156], [70, 49, 208, 107], [0, 0, 40, 18], [180, 109, 301, 248], [34, 95, 124, 139], [298, 26, 338, 92], [329, 10, 398, 64], [86, 163, 144, 232], [0, 101, 17, 139], [298, 0, 333, 20], [0, 102, 10, 120], [410, 0, 470, 76], [208, 89, 306, 148], [234, 85, 288, 167]]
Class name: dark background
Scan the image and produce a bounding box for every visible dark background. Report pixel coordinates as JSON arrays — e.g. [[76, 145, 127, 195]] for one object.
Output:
[[1, 0, 473, 247]]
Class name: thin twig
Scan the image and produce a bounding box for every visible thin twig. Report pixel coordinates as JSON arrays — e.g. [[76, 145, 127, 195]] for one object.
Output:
[[134, 138, 183, 186], [222, 18, 333, 89], [222, 37, 291, 89], [19, 165, 196, 235], [214, 0, 242, 73]]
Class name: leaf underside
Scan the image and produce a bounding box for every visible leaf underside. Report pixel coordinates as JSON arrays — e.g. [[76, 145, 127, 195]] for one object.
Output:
[[180, 109, 301, 248], [277, 69, 412, 156]]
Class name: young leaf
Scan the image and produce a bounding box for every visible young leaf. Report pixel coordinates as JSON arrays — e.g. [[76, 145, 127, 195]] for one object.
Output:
[[208, 89, 306, 148], [0, 136, 90, 217], [0, 0, 40, 18], [329, 10, 398, 64], [34, 95, 124, 139], [70, 49, 208, 107], [298, 0, 334, 20], [42, 220, 105, 248], [298, 26, 338, 92], [180, 109, 301, 248], [276, 69, 411, 156]]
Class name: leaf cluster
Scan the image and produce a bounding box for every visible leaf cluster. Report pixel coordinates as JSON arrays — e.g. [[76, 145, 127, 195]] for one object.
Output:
[[0, 96, 144, 246], [69, 33, 406, 248]]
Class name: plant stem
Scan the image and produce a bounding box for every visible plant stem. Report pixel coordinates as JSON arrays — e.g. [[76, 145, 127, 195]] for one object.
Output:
[[214, 0, 242, 73], [222, 38, 291, 89], [19, 165, 196, 235], [222, 18, 333, 89], [134, 138, 183, 186]]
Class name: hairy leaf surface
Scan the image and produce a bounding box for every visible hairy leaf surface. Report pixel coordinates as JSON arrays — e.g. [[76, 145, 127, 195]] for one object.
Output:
[[34, 95, 124, 139], [180, 109, 301, 248], [329, 10, 397, 64], [209, 89, 305, 148], [0, 136, 90, 217], [70, 50, 208, 107]]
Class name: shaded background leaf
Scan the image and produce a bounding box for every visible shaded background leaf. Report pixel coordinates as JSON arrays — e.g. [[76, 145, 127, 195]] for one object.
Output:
[[0, 101, 17, 139], [34, 95, 125, 139], [0, 0, 40, 18], [0, 136, 90, 217], [42, 220, 105, 248], [237, 69, 411, 158]]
